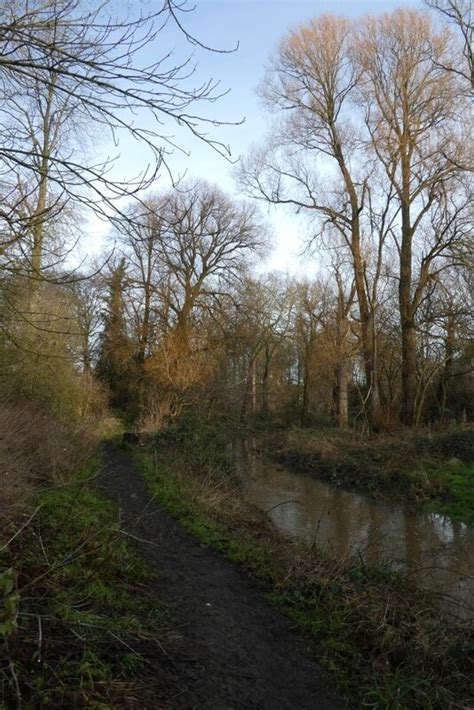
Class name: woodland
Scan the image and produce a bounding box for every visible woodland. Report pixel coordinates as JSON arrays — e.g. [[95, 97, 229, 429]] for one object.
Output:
[[0, 0, 473, 707]]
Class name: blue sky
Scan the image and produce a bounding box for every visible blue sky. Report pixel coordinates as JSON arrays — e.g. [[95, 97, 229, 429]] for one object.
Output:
[[142, 0, 421, 185], [86, 0, 422, 273]]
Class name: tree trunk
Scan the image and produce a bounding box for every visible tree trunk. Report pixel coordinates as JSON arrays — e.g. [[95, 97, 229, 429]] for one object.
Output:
[[301, 347, 310, 426], [30, 75, 56, 277], [251, 357, 257, 414], [240, 353, 256, 422], [31, 174, 48, 275], [333, 142, 382, 431], [261, 343, 270, 413], [351, 234, 381, 430], [437, 315, 455, 419], [335, 361, 349, 428], [401, 320, 417, 426], [399, 199, 416, 426]]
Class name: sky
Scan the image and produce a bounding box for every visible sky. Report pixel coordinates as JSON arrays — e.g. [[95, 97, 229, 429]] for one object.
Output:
[[84, 0, 422, 275]]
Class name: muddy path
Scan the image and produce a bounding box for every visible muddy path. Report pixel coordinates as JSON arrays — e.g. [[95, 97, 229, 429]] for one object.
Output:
[[100, 442, 340, 710]]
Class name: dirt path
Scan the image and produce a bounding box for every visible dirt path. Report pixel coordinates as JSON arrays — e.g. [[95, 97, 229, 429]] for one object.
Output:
[[100, 443, 341, 710]]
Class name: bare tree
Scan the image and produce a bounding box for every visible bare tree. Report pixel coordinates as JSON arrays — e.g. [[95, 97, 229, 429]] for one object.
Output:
[[354, 8, 468, 424], [227, 274, 294, 419], [111, 182, 266, 422], [240, 15, 385, 429], [0, 0, 234, 262], [425, 0, 473, 90], [293, 281, 327, 427], [2, 53, 83, 276], [116, 204, 167, 366], [67, 276, 103, 373], [118, 182, 265, 342]]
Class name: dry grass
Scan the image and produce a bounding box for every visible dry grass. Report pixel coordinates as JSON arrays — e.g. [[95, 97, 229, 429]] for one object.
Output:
[[0, 398, 97, 522], [285, 425, 473, 462]]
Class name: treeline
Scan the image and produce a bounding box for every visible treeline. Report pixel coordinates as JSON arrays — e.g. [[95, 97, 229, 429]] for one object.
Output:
[[90, 208, 472, 431], [0, 2, 472, 442], [239, 7, 473, 430]]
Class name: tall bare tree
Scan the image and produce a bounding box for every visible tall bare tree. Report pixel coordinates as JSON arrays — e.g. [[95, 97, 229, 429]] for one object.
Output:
[[425, 0, 473, 90], [0, 0, 234, 265], [240, 15, 386, 429], [3, 58, 81, 276], [354, 8, 468, 424]]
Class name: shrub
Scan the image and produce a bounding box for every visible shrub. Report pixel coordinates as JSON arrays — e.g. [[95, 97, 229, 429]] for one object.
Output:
[[436, 430, 474, 463], [152, 410, 235, 476]]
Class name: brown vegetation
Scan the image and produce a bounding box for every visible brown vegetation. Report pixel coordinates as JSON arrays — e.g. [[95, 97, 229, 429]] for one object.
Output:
[[0, 396, 100, 520]]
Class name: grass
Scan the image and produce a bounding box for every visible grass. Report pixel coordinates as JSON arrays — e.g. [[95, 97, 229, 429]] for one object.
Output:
[[0, 461, 172, 708], [135, 444, 474, 709], [274, 426, 474, 524], [423, 462, 474, 523]]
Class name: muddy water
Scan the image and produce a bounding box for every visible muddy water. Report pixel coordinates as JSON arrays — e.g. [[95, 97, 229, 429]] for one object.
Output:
[[234, 442, 474, 617]]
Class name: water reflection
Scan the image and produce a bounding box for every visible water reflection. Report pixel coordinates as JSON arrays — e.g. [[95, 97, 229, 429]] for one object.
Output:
[[234, 442, 473, 616]]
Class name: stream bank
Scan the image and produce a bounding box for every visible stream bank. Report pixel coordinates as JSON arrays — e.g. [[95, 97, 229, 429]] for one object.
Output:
[[268, 426, 474, 524], [234, 440, 474, 615], [134, 438, 474, 709]]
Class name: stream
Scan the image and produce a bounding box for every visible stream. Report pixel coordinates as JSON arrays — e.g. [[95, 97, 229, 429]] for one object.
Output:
[[233, 441, 473, 619]]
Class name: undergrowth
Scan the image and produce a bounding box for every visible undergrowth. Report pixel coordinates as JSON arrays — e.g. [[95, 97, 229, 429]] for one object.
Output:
[[0, 399, 99, 523], [0, 466, 172, 708], [136, 445, 474, 709]]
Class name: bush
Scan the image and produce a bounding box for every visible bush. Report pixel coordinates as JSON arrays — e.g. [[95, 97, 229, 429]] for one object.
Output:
[[436, 430, 474, 463], [153, 410, 235, 476]]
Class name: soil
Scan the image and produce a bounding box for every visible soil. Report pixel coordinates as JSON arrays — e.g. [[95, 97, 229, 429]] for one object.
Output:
[[100, 442, 341, 710]]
